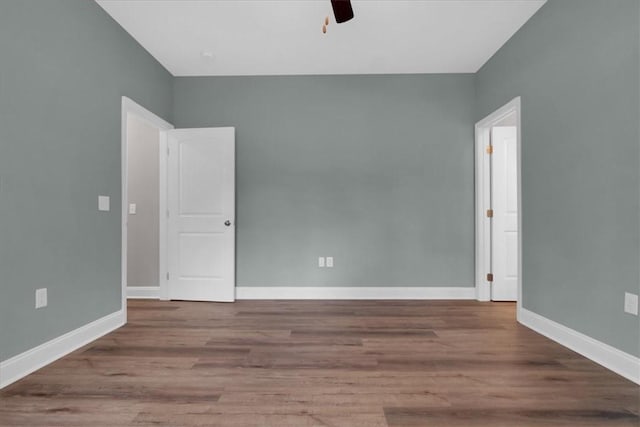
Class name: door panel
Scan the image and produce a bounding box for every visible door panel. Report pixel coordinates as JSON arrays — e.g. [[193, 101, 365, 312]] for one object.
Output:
[[167, 127, 235, 302], [491, 126, 518, 301]]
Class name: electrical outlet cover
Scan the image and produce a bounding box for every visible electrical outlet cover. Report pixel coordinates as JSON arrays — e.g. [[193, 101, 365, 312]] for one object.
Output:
[[98, 195, 110, 212], [326, 257, 334, 268], [35, 288, 47, 309], [624, 292, 638, 316]]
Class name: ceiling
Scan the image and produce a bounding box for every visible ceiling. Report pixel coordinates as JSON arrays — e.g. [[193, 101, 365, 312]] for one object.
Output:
[[96, 0, 546, 77]]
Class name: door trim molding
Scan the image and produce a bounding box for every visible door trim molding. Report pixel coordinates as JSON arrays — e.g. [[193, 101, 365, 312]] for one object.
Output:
[[121, 97, 174, 313], [519, 308, 640, 384], [236, 286, 476, 300], [474, 97, 522, 306]]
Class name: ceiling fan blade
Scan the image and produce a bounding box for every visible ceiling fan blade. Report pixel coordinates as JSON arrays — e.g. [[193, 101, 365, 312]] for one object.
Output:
[[331, 0, 354, 23]]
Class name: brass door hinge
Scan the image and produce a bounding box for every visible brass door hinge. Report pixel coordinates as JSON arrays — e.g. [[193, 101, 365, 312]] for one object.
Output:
[[487, 273, 494, 282], [486, 209, 494, 218], [486, 145, 493, 154]]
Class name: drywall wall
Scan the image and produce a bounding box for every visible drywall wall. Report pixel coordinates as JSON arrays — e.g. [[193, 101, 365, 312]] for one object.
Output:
[[173, 74, 476, 288], [126, 114, 160, 288], [0, 0, 172, 361], [476, 0, 640, 356]]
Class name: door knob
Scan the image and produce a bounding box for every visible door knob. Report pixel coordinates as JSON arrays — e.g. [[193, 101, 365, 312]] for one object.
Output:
[[224, 220, 232, 226]]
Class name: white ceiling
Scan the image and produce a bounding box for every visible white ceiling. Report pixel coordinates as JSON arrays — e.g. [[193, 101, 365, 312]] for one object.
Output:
[[96, 0, 546, 77]]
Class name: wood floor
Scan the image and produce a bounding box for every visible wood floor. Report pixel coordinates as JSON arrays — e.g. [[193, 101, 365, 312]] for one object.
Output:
[[0, 300, 638, 426]]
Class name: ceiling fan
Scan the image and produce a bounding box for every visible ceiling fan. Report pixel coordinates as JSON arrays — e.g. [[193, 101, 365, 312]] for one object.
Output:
[[323, 0, 354, 33], [331, 0, 354, 23]]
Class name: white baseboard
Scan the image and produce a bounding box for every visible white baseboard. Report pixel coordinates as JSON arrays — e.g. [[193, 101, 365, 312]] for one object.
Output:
[[127, 286, 160, 299], [236, 286, 476, 300], [518, 308, 640, 384], [0, 310, 125, 389]]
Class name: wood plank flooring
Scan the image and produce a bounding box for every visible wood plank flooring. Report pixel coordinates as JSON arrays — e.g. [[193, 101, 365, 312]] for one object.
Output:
[[0, 300, 638, 426]]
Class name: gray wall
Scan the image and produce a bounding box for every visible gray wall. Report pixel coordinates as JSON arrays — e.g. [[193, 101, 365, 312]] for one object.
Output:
[[126, 114, 160, 288], [476, 0, 640, 356], [173, 75, 476, 287], [0, 0, 172, 361]]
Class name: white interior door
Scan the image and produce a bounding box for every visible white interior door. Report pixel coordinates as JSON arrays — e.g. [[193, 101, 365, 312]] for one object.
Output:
[[167, 127, 235, 302], [491, 126, 518, 301]]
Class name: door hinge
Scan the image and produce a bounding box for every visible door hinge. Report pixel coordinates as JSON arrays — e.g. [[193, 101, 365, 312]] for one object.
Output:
[[486, 209, 494, 218], [166, 272, 170, 281], [487, 273, 494, 282], [166, 210, 170, 218], [167, 146, 170, 156], [486, 145, 493, 155]]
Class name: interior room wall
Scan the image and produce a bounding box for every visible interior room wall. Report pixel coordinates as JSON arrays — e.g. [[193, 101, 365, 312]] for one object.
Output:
[[173, 74, 477, 288], [126, 114, 160, 289], [0, 0, 173, 362], [476, 0, 640, 356]]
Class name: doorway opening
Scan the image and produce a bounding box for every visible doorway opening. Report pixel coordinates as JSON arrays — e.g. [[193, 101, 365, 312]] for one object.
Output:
[[121, 97, 174, 316], [475, 97, 522, 311]]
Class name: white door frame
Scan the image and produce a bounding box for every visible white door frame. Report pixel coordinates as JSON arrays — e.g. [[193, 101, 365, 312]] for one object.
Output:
[[474, 97, 522, 312], [121, 97, 174, 315]]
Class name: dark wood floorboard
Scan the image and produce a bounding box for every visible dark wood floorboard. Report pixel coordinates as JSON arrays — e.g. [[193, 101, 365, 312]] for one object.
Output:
[[0, 300, 637, 426]]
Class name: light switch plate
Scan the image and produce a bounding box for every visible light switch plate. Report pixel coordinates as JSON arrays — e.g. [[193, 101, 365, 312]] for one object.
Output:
[[326, 257, 334, 268], [318, 257, 325, 268], [624, 292, 638, 316], [35, 288, 47, 309], [98, 196, 110, 212], [129, 203, 137, 215]]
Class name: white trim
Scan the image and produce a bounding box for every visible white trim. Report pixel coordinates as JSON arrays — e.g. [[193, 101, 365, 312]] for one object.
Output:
[[474, 97, 522, 306], [519, 308, 640, 385], [121, 97, 175, 315], [474, 119, 492, 302], [0, 310, 125, 389], [236, 286, 476, 300], [127, 286, 161, 299], [158, 130, 170, 301]]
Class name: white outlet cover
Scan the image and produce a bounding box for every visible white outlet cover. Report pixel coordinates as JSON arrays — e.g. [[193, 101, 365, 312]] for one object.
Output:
[[326, 257, 334, 268], [624, 292, 639, 316], [318, 257, 325, 268], [35, 288, 47, 309], [129, 203, 137, 215], [98, 195, 110, 212]]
